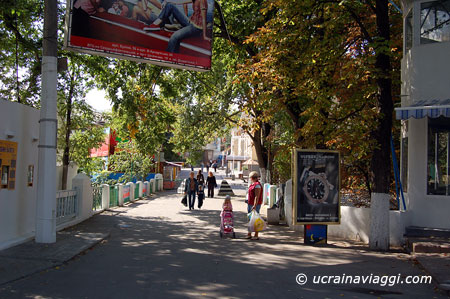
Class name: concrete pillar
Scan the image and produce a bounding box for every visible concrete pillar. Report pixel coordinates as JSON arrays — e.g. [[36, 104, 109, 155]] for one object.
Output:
[[369, 192, 390, 251], [118, 183, 124, 206], [101, 184, 110, 209], [263, 183, 270, 205], [72, 173, 93, 221], [150, 179, 155, 193], [284, 179, 293, 228], [35, 0, 58, 244], [137, 181, 143, 197], [155, 174, 163, 191], [269, 185, 277, 208], [128, 182, 135, 202], [276, 187, 282, 205], [143, 181, 148, 196]]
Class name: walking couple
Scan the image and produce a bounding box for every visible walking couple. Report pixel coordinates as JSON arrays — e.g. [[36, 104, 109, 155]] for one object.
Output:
[[184, 170, 217, 210]]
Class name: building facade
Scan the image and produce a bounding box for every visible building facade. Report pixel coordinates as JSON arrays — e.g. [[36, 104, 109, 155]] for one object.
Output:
[[396, 0, 450, 230]]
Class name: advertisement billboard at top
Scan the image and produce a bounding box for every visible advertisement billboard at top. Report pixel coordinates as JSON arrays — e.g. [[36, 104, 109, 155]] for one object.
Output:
[[64, 0, 215, 71]]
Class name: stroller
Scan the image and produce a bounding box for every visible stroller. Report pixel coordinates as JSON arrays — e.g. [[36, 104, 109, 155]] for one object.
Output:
[[220, 210, 236, 239]]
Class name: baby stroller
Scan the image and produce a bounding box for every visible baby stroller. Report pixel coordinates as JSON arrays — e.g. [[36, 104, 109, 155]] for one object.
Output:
[[220, 210, 236, 239]]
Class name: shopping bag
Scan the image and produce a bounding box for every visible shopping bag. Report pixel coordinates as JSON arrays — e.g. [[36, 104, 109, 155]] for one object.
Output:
[[248, 210, 267, 232], [181, 194, 187, 207]]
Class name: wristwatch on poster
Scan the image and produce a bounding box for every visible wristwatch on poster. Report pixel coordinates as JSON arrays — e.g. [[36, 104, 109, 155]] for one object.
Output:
[[300, 168, 332, 205]]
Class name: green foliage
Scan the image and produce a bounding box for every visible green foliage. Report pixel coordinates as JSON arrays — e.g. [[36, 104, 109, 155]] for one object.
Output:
[[57, 55, 107, 176], [0, 0, 43, 106], [108, 141, 154, 182], [91, 171, 117, 186]]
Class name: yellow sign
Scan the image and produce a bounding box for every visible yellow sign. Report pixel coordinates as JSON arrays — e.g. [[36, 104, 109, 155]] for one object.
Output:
[[0, 140, 18, 190]]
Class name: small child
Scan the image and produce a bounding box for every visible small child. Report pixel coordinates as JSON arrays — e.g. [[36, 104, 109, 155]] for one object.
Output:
[[222, 195, 233, 212], [220, 195, 235, 237], [197, 184, 205, 209]]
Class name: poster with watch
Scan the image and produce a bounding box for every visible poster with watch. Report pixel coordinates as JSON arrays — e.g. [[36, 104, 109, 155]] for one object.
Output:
[[293, 149, 340, 224]]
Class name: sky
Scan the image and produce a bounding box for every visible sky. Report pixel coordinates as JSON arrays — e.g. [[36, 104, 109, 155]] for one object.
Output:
[[85, 89, 113, 112]]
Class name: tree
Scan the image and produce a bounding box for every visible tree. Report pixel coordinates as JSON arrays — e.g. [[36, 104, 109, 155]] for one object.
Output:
[[108, 140, 154, 182], [237, 0, 402, 249], [0, 0, 43, 106], [57, 58, 106, 187]]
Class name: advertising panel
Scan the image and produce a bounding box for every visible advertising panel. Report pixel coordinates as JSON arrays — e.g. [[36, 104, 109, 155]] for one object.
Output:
[[65, 0, 214, 71], [293, 149, 340, 225], [0, 140, 18, 190]]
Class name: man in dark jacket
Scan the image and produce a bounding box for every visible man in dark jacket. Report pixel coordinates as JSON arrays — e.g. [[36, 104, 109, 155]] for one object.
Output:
[[185, 171, 198, 210]]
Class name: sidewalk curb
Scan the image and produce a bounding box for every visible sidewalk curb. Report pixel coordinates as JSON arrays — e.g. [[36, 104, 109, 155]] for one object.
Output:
[[413, 254, 450, 295], [0, 232, 109, 287]]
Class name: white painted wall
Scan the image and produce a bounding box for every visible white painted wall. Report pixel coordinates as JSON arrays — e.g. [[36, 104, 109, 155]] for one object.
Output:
[[405, 118, 450, 229], [0, 100, 40, 250], [402, 42, 450, 105], [399, 0, 450, 231], [56, 162, 79, 190], [284, 180, 408, 246], [327, 207, 408, 247]]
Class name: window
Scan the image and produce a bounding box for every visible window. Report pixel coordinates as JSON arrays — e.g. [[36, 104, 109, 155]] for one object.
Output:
[[406, 9, 413, 51], [427, 117, 450, 195], [421, 0, 450, 44]]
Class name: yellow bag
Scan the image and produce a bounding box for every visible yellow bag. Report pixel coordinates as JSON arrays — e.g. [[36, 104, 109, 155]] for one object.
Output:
[[248, 210, 267, 232]]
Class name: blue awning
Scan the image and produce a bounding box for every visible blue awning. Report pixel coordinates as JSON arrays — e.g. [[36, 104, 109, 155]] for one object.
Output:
[[395, 99, 450, 120]]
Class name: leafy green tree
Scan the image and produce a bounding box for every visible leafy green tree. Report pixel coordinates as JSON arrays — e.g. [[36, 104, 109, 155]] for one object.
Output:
[[108, 140, 154, 182], [0, 0, 43, 106], [57, 58, 106, 186]]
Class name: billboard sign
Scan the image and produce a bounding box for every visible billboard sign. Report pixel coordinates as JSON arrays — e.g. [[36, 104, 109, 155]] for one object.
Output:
[[65, 0, 215, 71], [293, 149, 340, 225]]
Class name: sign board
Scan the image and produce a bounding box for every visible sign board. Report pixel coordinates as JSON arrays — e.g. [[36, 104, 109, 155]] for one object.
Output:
[[64, 0, 215, 71], [293, 149, 340, 225], [0, 140, 18, 190], [304, 224, 327, 245]]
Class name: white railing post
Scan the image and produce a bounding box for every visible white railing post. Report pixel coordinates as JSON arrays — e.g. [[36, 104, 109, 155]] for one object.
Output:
[[128, 182, 135, 203], [263, 183, 270, 205], [102, 184, 110, 209], [72, 173, 93, 221], [118, 183, 124, 206], [144, 181, 149, 196], [150, 179, 155, 194], [269, 185, 277, 208], [136, 181, 143, 198]]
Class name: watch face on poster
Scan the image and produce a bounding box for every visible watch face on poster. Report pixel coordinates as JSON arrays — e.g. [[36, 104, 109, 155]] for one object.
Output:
[[294, 150, 340, 224]]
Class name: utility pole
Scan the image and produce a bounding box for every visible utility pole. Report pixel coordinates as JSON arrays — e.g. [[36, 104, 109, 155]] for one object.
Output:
[[36, 0, 58, 243]]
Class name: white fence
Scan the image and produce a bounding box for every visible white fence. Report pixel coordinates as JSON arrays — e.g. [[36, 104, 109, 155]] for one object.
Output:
[[56, 190, 78, 225]]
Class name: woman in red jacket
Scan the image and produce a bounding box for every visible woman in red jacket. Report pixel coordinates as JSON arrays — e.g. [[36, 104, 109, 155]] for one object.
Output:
[[247, 171, 263, 240]]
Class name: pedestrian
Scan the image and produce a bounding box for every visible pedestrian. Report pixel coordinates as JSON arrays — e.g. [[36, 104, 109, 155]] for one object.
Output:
[[206, 171, 217, 198], [191, 164, 194, 171], [197, 184, 205, 209], [197, 169, 205, 185], [184, 171, 198, 210], [201, 162, 204, 173], [143, 0, 211, 53], [206, 162, 210, 173], [213, 161, 217, 173], [246, 171, 263, 240]]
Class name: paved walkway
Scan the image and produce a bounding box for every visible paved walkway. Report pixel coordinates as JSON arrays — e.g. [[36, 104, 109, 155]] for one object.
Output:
[[0, 169, 448, 298]]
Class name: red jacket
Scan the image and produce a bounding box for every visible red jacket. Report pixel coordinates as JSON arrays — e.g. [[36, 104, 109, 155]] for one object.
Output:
[[248, 181, 263, 205]]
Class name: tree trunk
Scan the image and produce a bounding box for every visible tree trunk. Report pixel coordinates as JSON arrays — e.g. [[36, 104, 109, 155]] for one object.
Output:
[[248, 122, 273, 185], [369, 0, 394, 251], [61, 72, 75, 190]]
